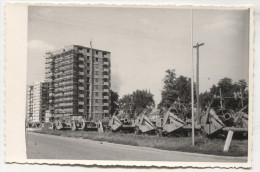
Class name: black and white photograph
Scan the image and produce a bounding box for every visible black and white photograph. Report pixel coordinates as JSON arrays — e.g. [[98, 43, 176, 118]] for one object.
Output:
[[4, 4, 254, 168]]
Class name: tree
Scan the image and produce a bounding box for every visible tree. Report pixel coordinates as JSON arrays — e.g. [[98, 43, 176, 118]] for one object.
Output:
[[158, 69, 193, 108], [238, 79, 247, 91], [118, 90, 155, 117], [132, 89, 155, 114], [118, 94, 134, 118], [199, 91, 213, 108], [200, 77, 248, 111], [110, 90, 119, 115]]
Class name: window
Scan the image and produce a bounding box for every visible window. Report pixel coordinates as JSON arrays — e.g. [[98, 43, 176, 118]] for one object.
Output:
[[95, 92, 98, 96], [96, 51, 98, 55], [95, 85, 98, 89], [96, 58, 99, 62], [103, 52, 107, 56], [95, 99, 98, 103], [87, 49, 90, 53], [95, 71, 98, 75], [95, 78, 98, 82], [87, 56, 90, 60], [87, 70, 90, 74], [87, 63, 90, 67]]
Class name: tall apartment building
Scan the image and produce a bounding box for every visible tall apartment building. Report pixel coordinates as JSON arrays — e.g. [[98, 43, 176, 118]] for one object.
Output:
[[45, 45, 111, 120], [26, 81, 49, 122]]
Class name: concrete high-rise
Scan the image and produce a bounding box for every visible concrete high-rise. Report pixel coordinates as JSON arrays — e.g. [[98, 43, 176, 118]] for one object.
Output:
[[26, 81, 49, 122], [45, 45, 111, 120]]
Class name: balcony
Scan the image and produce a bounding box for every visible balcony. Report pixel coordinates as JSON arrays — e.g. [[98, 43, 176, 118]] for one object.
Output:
[[79, 101, 84, 105], [103, 110, 109, 113], [103, 75, 109, 79], [103, 68, 109, 72], [103, 82, 109, 86], [79, 72, 84, 75], [79, 57, 84, 61], [103, 61, 109, 65], [78, 87, 84, 90], [79, 94, 84, 98], [103, 103, 109, 106], [103, 96, 109, 99], [79, 64, 84, 68], [79, 79, 84, 83], [79, 109, 84, 113], [103, 89, 109, 92]]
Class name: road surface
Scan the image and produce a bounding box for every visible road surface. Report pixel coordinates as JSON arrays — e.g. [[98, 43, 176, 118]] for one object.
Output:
[[26, 132, 247, 162]]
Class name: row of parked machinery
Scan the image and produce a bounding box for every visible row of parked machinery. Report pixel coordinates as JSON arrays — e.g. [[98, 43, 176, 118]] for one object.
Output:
[[29, 94, 248, 139]]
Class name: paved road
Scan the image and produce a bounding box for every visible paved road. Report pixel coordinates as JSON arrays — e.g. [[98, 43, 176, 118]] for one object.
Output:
[[26, 132, 247, 162]]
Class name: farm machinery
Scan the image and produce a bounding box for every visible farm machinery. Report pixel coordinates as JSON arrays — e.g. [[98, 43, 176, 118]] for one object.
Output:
[[149, 102, 201, 137], [200, 105, 248, 137], [134, 110, 158, 135], [200, 89, 248, 138], [52, 115, 86, 131], [107, 114, 135, 133], [45, 115, 100, 131], [26, 121, 42, 128]]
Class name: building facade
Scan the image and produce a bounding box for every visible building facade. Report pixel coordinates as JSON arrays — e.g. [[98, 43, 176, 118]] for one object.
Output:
[[26, 81, 49, 122], [45, 45, 111, 120]]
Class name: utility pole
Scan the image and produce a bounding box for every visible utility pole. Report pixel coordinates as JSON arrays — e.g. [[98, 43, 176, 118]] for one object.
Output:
[[193, 42, 204, 124], [190, 9, 195, 146]]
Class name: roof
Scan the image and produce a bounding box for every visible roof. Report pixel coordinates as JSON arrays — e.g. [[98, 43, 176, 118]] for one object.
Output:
[[46, 44, 111, 55]]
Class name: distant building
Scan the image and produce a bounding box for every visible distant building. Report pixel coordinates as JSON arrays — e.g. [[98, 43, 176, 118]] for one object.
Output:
[[45, 45, 111, 120], [26, 81, 49, 122]]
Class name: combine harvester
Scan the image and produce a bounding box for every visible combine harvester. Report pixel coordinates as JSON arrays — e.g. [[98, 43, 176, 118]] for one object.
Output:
[[200, 105, 248, 138], [26, 121, 42, 128], [107, 115, 135, 133], [148, 108, 188, 137], [160, 108, 187, 136], [47, 115, 100, 131], [151, 102, 200, 137], [84, 121, 99, 131], [200, 89, 248, 138], [134, 110, 158, 135], [52, 116, 86, 131]]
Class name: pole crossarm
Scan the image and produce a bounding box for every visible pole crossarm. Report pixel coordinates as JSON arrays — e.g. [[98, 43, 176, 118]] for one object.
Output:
[[193, 43, 204, 48]]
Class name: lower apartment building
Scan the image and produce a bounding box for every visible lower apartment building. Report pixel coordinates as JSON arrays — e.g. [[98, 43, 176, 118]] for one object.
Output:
[[26, 81, 49, 122], [45, 45, 111, 120]]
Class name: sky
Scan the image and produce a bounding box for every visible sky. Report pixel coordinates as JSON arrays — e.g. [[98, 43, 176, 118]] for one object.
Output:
[[27, 6, 249, 105]]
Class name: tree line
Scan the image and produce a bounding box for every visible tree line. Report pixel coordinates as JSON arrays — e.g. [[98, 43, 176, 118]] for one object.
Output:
[[111, 69, 248, 117]]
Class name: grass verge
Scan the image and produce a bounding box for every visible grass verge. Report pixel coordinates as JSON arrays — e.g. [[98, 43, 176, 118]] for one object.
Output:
[[33, 129, 248, 157]]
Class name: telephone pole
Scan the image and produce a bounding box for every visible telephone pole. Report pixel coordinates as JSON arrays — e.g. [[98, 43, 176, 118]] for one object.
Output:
[[190, 9, 195, 146], [193, 43, 204, 124]]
